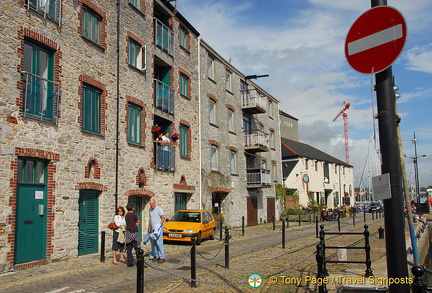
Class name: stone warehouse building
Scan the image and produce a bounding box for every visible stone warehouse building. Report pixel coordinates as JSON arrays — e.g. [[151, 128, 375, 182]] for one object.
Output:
[[0, 0, 282, 272]]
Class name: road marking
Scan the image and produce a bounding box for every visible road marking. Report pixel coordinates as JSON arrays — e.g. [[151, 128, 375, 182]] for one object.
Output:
[[45, 288, 70, 293], [347, 24, 403, 55]]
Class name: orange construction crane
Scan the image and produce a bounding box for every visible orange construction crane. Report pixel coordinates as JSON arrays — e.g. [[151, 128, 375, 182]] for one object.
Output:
[[332, 101, 351, 164]]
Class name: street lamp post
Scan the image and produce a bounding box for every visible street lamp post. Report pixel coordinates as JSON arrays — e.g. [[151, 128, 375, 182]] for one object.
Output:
[[411, 132, 426, 203]]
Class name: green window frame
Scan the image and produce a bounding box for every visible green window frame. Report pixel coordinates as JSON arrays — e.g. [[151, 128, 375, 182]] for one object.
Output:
[[17, 158, 47, 184], [180, 124, 189, 158], [83, 6, 101, 45], [82, 84, 101, 133], [128, 103, 142, 144], [129, 0, 142, 10], [179, 26, 188, 49], [23, 41, 56, 122], [129, 39, 145, 70], [180, 73, 189, 97]]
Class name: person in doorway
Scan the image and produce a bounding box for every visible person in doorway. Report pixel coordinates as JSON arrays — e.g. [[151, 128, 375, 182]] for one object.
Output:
[[148, 198, 166, 263], [112, 206, 126, 264], [125, 203, 145, 267]]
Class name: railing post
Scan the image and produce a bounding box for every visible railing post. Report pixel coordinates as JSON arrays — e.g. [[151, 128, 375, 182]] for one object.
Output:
[[282, 219, 286, 249], [272, 215, 276, 230], [190, 237, 197, 287], [364, 225, 373, 277], [353, 213, 356, 227], [378, 226, 385, 239], [316, 216, 319, 238], [364, 210, 366, 223], [100, 231, 105, 262], [412, 266, 428, 293], [337, 216, 341, 232], [242, 216, 245, 236], [298, 213, 301, 226], [286, 216, 289, 228], [224, 227, 230, 269], [136, 248, 145, 293]]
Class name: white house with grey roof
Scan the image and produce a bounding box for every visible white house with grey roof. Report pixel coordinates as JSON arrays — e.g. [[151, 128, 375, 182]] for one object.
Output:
[[281, 137, 354, 210]]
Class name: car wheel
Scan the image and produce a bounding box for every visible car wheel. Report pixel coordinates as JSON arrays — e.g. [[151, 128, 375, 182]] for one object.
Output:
[[196, 232, 202, 245], [209, 229, 215, 240]]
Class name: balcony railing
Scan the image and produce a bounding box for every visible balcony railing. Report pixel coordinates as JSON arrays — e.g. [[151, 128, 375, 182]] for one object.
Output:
[[155, 141, 175, 171], [244, 130, 269, 152], [154, 18, 174, 56], [240, 89, 266, 114], [22, 71, 60, 124], [154, 79, 174, 114], [246, 168, 271, 186]]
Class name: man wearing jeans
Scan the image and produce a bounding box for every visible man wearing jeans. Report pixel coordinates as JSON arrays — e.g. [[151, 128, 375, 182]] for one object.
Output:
[[148, 198, 166, 263], [125, 203, 145, 267]]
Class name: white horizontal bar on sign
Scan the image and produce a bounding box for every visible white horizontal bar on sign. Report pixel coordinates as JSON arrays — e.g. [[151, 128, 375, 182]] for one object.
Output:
[[348, 24, 403, 55]]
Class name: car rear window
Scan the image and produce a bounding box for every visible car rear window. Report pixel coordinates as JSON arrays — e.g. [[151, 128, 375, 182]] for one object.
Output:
[[171, 212, 201, 222]]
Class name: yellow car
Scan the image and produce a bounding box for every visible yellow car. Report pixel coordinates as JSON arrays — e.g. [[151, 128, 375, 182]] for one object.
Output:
[[163, 210, 216, 245]]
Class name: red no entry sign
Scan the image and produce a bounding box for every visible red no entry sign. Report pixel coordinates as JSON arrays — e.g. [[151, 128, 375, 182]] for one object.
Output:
[[345, 6, 407, 74]]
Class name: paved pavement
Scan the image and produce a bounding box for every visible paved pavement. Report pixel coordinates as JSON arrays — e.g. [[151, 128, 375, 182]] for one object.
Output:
[[0, 214, 414, 293]]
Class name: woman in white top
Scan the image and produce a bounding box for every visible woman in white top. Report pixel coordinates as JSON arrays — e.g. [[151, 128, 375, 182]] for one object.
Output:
[[112, 206, 127, 264]]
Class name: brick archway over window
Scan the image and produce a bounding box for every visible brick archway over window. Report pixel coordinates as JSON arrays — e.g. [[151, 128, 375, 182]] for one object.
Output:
[[85, 157, 100, 179]]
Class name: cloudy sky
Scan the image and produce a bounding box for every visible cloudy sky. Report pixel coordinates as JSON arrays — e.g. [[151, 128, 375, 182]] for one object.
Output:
[[176, 0, 432, 189]]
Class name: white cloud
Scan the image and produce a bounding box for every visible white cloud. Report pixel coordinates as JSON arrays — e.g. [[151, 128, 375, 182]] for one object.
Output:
[[405, 44, 432, 73]]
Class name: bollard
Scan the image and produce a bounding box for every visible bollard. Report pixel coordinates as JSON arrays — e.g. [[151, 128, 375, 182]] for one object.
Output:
[[298, 213, 301, 226], [224, 227, 230, 269], [272, 215, 275, 230], [378, 226, 384, 239], [219, 219, 223, 240], [286, 216, 289, 228], [363, 210, 366, 223], [353, 213, 356, 227], [315, 216, 319, 238], [136, 248, 145, 293], [337, 216, 341, 232], [100, 231, 106, 262], [282, 219, 286, 249], [242, 216, 245, 236], [190, 237, 197, 287]]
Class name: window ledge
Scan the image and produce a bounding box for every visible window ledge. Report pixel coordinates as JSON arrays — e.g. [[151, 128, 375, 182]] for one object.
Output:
[[128, 64, 146, 75], [209, 122, 219, 128]]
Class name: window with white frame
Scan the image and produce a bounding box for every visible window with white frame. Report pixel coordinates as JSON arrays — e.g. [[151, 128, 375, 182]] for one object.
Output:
[[209, 99, 216, 125], [225, 70, 232, 92], [28, 0, 61, 23], [268, 99, 274, 118], [269, 130, 275, 149], [230, 150, 237, 174], [210, 145, 218, 170], [207, 55, 215, 80], [272, 162, 277, 182], [128, 39, 146, 70], [228, 109, 234, 132]]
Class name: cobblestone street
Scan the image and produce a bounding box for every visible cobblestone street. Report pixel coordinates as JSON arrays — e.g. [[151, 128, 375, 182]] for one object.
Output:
[[0, 216, 408, 293]]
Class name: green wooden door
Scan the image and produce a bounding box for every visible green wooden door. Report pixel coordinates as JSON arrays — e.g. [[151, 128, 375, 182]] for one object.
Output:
[[15, 184, 47, 264], [128, 196, 143, 239], [78, 190, 99, 256]]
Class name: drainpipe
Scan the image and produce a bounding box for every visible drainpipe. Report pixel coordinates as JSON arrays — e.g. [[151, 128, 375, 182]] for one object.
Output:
[[115, 0, 120, 211], [198, 37, 202, 210]]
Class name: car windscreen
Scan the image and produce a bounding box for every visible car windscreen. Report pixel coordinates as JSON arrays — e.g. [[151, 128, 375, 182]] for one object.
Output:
[[171, 212, 201, 223]]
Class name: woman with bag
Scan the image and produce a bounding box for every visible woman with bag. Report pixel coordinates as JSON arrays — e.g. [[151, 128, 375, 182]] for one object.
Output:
[[112, 206, 127, 264]]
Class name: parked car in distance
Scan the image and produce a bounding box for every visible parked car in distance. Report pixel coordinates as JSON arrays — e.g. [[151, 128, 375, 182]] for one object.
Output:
[[368, 202, 383, 213], [163, 210, 216, 245]]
